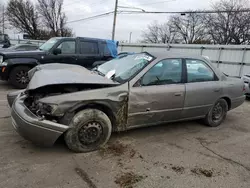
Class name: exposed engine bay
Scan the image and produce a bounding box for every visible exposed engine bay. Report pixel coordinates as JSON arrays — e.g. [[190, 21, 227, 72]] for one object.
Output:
[[24, 84, 113, 121]]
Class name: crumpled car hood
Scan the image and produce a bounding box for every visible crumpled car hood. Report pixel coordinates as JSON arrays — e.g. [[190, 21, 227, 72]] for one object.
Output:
[[27, 63, 119, 90]]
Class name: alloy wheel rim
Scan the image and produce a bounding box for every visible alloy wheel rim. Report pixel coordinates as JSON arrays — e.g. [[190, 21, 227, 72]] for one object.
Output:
[[16, 70, 29, 84]]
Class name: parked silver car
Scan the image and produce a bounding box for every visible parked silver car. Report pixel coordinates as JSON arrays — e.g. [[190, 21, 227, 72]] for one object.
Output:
[[8, 52, 245, 152], [241, 74, 250, 99]]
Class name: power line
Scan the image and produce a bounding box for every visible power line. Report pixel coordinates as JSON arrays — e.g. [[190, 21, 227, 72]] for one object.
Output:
[[119, 9, 250, 14], [66, 11, 114, 24], [66, 8, 250, 24]]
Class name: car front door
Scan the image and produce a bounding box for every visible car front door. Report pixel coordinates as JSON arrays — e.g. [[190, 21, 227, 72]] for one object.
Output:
[[42, 39, 78, 64], [77, 40, 101, 69], [127, 58, 186, 128], [182, 58, 223, 119]]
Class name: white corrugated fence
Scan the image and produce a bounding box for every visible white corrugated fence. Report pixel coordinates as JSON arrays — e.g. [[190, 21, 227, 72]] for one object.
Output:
[[10, 39, 250, 77], [119, 43, 250, 77]]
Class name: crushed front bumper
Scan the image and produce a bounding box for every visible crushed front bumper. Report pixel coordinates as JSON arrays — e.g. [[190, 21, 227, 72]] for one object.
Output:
[[7, 89, 25, 107], [11, 94, 69, 146]]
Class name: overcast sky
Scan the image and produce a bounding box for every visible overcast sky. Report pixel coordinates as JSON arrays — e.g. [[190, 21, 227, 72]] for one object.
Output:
[[3, 0, 218, 41]]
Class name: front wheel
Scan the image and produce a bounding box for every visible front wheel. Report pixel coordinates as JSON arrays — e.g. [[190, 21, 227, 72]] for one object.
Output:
[[64, 109, 112, 153], [203, 99, 228, 127], [9, 66, 31, 89]]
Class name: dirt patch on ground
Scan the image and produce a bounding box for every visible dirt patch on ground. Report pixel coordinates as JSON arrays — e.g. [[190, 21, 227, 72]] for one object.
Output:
[[129, 149, 136, 158], [99, 141, 129, 157], [171, 166, 185, 174], [191, 167, 214, 177], [115, 171, 145, 188], [99, 141, 142, 160]]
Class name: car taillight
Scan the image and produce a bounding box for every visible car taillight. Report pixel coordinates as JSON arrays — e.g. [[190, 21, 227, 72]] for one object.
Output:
[[243, 85, 246, 92]]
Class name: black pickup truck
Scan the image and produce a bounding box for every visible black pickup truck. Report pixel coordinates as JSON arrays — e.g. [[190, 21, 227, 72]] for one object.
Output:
[[0, 37, 118, 88]]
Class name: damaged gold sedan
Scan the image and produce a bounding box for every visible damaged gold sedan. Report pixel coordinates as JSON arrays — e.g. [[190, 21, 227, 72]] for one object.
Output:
[[8, 52, 245, 152]]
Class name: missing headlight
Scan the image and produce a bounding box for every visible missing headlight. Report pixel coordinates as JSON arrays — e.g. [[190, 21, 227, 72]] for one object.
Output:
[[37, 103, 58, 116]]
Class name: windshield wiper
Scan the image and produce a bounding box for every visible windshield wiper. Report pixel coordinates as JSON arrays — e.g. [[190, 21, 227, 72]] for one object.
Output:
[[92, 69, 105, 77]]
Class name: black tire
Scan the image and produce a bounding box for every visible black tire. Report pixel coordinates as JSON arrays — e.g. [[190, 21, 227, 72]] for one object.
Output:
[[9, 66, 31, 89], [246, 96, 250, 100], [204, 98, 228, 127], [64, 109, 112, 153]]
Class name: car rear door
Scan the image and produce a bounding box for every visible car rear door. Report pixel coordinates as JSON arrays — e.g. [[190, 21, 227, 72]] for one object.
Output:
[[127, 58, 186, 127], [182, 58, 223, 119], [77, 39, 101, 69]]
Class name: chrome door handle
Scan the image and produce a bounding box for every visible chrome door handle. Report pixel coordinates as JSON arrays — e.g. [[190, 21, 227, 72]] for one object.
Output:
[[174, 93, 182, 96], [214, 88, 220, 92]]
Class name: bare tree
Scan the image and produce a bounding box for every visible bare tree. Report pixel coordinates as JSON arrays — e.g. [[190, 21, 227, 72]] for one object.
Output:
[[37, 0, 72, 37], [0, 4, 3, 34], [6, 0, 41, 39], [205, 0, 250, 44], [142, 13, 209, 44], [168, 12, 207, 44], [141, 21, 177, 43], [0, 4, 8, 34]]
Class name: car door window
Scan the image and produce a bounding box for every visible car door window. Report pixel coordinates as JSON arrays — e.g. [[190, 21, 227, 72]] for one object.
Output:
[[27, 46, 38, 50], [15, 45, 27, 51], [141, 59, 182, 86], [56, 41, 76, 54], [80, 41, 98, 54], [186, 59, 215, 83]]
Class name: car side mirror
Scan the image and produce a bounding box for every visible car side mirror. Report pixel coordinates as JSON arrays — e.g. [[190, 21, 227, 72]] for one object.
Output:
[[134, 78, 143, 87], [53, 48, 61, 55], [2, 44, 9, 48]]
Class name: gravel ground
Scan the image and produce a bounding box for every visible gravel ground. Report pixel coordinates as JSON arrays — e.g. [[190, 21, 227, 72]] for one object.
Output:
[[0, 81, 250, 188]]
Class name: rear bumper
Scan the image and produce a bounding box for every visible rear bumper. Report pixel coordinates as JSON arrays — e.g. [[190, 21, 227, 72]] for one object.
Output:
[[231, 96, 245, 110], [11, 94, 68, 146]]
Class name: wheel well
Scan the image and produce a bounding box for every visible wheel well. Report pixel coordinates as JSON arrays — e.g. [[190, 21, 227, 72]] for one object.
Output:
[[8, 64, 35, 79], [74, 103, 116, 129], [222, 97, 231, 110]]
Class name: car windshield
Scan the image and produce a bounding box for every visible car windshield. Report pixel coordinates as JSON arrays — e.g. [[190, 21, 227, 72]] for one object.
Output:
[[97, 53, 154, 83], [39, 38, 60, 51]]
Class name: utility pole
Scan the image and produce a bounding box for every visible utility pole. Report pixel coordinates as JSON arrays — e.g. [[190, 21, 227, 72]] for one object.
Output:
[[111, 0, 118, 40], [129, 32, 132, 43]]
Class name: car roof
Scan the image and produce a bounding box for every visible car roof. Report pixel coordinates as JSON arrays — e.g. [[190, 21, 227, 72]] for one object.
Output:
[[17, 43, 38, 46], [52, 37, 116, 43], [145, 51, 207, 61]]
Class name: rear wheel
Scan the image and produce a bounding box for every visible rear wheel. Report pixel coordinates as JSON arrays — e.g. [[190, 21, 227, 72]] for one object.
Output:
[[204, 99, 228, 127], [9, 66, 31, 89], [64, 109, 112, 153]]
